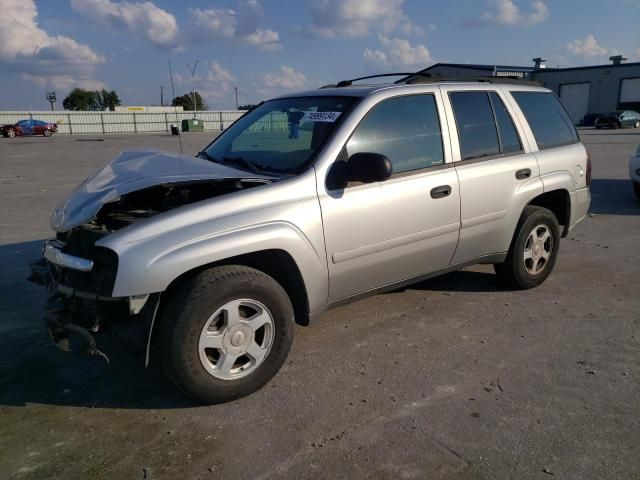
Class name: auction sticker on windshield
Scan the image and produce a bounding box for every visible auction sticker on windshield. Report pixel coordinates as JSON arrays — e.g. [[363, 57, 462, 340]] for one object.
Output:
[[300, 111, 342, 123]]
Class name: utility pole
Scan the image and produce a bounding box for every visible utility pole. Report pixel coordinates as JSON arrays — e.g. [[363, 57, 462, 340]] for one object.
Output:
[[160, 86, 164, 106], [235, 87, 239, 109], [46, 91, 56, 111], [186, 60, 199, 117]]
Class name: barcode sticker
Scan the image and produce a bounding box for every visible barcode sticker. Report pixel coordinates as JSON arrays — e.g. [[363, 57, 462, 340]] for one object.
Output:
[[300, 111, 342, 123]]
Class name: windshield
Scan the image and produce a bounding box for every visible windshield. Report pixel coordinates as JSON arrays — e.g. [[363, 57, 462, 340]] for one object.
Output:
[[203, 96, 357, 174], [609, 111, 623, 117]]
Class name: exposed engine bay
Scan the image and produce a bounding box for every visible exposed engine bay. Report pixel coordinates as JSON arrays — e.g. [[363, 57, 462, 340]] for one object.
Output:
[[30, 176, 269, 361]]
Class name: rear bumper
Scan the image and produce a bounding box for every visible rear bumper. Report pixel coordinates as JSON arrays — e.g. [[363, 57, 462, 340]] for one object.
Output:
[[569, 187, 591, 230]]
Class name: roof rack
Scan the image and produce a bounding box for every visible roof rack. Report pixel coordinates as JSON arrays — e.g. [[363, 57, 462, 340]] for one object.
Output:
[[400, 74, 541, 87], [321, 71, 540, 89]]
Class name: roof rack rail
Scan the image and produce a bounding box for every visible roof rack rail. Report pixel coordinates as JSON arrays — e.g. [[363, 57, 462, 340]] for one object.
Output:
[[400, 74, 541, 87], [322, 71, 540, 89]]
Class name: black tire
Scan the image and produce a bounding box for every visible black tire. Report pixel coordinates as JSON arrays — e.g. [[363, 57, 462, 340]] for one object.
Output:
[[634, 182, 640, 199], [494, 206, 560, 290], [43, 129, 52, 137], [159, 265, 294, 404], [7, 128, 16, 138]]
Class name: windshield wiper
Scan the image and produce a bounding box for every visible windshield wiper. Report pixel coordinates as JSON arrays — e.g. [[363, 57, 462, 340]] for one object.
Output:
[[222, 156, 263, 174], [197, 151, 218, 163]]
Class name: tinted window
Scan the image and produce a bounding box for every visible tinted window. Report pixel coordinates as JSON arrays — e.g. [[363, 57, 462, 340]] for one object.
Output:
[[489, 92, 522, 154], [512, 92, 578, 149], [346, 95, 444, 174], [450, 92, 500, 160]]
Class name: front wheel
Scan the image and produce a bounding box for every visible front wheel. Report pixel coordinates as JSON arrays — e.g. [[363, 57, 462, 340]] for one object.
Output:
[[494, 206, 560, 289], [634, 121, 640, 129], [43, 129, 52, 137], [159, 265, 294, 404]]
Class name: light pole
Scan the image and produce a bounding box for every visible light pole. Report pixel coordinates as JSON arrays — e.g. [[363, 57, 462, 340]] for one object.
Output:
[[46, 91, 56, 111], [185, 60, 199, 117]]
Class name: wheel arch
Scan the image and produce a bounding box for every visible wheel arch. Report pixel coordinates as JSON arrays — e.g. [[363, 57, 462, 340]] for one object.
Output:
[[162, 249, 311, 326], [527, 188, 571, 237]]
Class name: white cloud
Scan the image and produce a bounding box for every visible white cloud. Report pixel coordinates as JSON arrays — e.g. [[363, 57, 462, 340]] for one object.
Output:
[[364, 35, 432, 69], [0, 0, 105, 90], [262, 66, 307, 90], [189, 1, 281, 51], [566, 35, 609, 58], [174, 61, 235, 105], [474, 0, 549, 26], [309, 0, 423, 38], [70, 0, 179, 49]]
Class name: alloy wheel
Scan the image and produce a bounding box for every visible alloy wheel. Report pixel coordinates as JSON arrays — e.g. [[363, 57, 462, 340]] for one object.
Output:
[[523, 224, 553, 275], [198, 299, 275, 380]]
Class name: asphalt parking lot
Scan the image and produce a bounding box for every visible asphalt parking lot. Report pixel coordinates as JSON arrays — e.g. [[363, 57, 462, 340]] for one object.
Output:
[[1, 130, 639, 480]]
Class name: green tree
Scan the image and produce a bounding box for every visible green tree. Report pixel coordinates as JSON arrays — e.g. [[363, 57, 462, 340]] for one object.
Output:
[[94, 89, 121, 111], [238, 104, 258, 111], [62, 88, 122, 111], [62, 88, 96, 111], [172, 91, 207, 110]]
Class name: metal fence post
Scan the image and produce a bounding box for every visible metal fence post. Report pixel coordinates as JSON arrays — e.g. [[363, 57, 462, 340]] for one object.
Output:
[[133, 113, 137, 133], [68, 113, 73, 135], [100, 112, 105, 134], [164, 112, 168, 132], [219, 111, 223, 131]]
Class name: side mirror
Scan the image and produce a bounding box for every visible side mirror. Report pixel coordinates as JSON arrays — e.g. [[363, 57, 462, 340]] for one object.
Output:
[[326, 152, 393, 190], [345, 152, 393, 183]]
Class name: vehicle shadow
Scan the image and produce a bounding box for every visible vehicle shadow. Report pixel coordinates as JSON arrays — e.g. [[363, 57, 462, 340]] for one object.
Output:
[[589, 179, 640, 216], [391, 269, 510, 294], [0, 239, 196, 409]]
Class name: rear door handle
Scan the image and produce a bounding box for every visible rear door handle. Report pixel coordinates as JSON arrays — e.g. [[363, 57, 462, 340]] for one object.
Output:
[[515, 168, 532, 180], [430, 185, 452, 199]]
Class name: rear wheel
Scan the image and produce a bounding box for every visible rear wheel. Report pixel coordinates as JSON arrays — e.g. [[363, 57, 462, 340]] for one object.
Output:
[[494, 206, 560, 289], [159, 265, 294, 404], [43, 129, 52, 137], [7, 128, 16, 138]]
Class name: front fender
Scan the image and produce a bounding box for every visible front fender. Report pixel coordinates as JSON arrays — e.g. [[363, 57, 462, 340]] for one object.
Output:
[[101, 221, 328, 312]]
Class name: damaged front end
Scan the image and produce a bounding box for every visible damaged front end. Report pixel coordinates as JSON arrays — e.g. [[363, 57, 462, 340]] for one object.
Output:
[[29, 148, 274, 363], [29, 227, 157, 363]]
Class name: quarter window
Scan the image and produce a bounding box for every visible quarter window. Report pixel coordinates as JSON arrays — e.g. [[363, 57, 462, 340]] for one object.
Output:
[[346, 94, 444, 174], [512, 92, 578, 149], [489, 92, 522, 154], [450, 92, 500, 160]]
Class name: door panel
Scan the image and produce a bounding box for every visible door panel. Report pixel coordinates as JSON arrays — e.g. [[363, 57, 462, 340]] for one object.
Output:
[[452, 154, 541, 263], [321, 169, 460, 300], [317, 92, 461, 301]]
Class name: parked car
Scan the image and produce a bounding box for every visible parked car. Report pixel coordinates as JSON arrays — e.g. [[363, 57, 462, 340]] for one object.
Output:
[[1, 119, 57, 137], [581, 113, 605, 127], [594, 110, 640, 129], [29, 76, 591, 403], [630, 144, 640, 198]]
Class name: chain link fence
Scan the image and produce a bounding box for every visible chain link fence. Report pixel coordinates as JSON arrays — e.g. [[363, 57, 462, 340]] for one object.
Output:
[[0, 110, 247, 135]]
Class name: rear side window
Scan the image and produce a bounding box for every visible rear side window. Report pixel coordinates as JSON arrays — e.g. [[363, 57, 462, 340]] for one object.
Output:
[[489, 92, 522, 154], [512, 92, 578, 149], [346, 94, 444, 174], [450, 92, 500, 160]]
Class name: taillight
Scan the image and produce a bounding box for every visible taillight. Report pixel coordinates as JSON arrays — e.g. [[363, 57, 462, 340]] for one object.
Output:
[[586, 152, 592, 187]]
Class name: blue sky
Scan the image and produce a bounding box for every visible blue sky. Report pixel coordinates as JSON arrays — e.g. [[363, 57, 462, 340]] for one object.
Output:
[[1, 0, 639, 110]]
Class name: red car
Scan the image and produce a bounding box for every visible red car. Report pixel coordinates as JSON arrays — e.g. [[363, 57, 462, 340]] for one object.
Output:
[[1, 119, 58, 138]]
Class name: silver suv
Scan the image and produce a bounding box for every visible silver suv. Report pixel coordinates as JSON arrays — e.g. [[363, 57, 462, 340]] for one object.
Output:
[[31, 76, 591, 403]]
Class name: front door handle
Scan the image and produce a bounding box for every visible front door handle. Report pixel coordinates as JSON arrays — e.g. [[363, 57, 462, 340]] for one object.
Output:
[[430, 185, 452, 199], [515, 168, 532, 180]]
